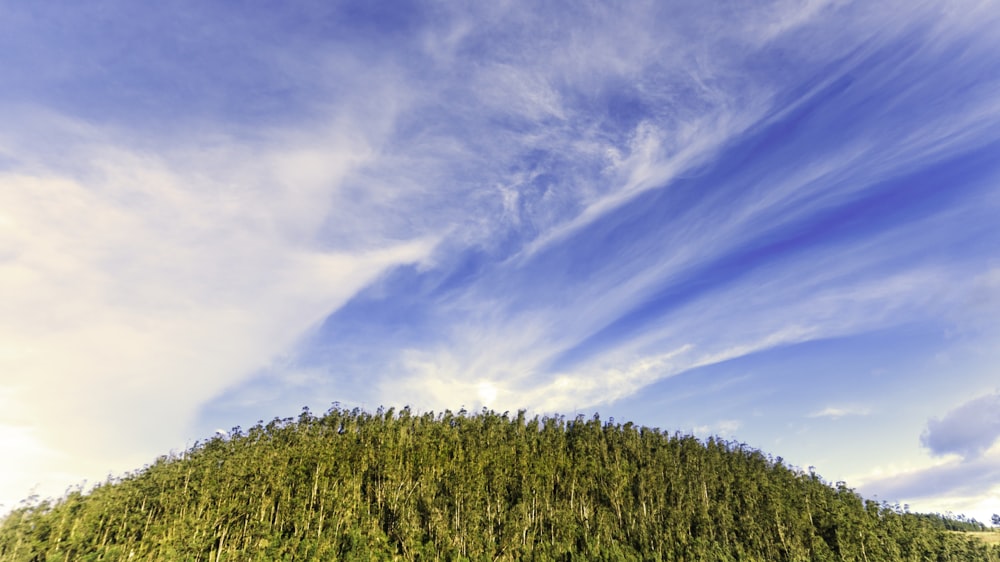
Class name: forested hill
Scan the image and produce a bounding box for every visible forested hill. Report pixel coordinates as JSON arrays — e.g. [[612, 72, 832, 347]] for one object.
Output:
[[2, 407, 997, 561]]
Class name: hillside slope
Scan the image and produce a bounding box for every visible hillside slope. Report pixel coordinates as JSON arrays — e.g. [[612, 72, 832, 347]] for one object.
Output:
[[2, 406, 997, 561]]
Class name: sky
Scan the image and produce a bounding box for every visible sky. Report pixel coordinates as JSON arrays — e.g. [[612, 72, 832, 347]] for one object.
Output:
[[1, 0, 999, 523]]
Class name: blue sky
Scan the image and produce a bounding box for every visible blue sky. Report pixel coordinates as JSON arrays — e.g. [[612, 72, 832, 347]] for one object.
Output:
[[2, 1, 999, 522]]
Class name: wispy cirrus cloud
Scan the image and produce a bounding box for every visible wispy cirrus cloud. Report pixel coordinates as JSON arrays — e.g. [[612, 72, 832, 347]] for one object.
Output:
[[203, 0, 1000, 421]]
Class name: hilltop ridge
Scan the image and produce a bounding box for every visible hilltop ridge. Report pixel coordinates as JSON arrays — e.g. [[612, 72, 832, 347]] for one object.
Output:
[[2, 406, 997, 561]]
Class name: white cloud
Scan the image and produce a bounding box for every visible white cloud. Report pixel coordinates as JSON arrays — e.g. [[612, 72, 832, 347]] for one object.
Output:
[[809, 406, 872, 419], [922, 392, 1000, 459], [0, 113, 437, 511], [520, 100, 771, 260], [748, 0, 843, 45], [692, 420, 743, 439], [853, 447, 1000, 523]]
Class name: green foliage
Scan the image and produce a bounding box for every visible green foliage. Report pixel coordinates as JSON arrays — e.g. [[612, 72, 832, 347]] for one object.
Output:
[[2, 406, 998, 561], [906, 512, 990, 533]]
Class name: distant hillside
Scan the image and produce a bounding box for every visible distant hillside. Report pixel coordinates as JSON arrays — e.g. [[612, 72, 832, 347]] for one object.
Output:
[[2, 406, 997, 561]]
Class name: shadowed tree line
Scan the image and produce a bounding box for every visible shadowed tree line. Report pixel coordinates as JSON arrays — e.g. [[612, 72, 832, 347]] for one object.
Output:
[[2, 406, 998, 561]]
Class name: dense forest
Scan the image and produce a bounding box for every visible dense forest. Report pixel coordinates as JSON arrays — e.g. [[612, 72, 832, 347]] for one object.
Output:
[[1, 406, 997, 561]]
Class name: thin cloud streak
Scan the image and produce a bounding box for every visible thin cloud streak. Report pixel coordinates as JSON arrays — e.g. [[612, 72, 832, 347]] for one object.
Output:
[[227, 0, 1000, 418], [855, 449, 1000, 506], [377, 196, 992, 414], [809, 406, 872, 420]]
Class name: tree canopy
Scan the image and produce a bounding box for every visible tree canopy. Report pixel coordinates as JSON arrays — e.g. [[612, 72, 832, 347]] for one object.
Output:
[[2, 406, 997, 561]]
